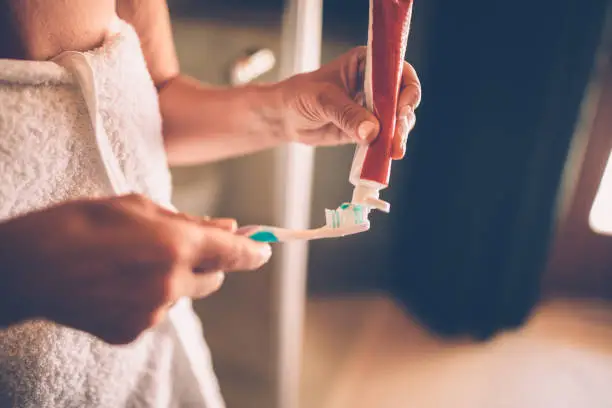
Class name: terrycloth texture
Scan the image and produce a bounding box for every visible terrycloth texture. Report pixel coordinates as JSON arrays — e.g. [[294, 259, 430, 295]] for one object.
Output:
[[0, 19, 224, 408]]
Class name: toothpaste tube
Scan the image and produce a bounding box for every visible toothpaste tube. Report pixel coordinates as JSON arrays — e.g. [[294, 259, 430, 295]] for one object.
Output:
[[350, 0, 414, 213]]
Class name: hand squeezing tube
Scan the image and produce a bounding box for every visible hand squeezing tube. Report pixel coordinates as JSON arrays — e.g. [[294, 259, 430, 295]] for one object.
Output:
[[244, 0, 415, 242]]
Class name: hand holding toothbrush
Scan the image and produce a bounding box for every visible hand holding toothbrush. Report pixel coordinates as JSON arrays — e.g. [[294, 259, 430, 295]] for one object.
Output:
[[0, 195, 271, 345], [278, 45, 421, 159]]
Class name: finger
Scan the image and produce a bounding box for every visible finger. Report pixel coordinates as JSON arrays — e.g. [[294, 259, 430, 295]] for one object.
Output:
[[194, 228, 272, 272], [191, 271, 226, 299], [392, 111, 416, 160], [354, 91, 365, 108], [316, 85, 380, 144], [157, 206, 238, 232], [398, 62, 422, 117], [173, 214, 237, 232], [326, 46, 366, 91], [236, 225, 260, 236], [392, 117, 408, 160], [352, 48, 367, 94], [161, 208, 272, 271], [200, 218, 237, 232], [297, 124, 348, 146]]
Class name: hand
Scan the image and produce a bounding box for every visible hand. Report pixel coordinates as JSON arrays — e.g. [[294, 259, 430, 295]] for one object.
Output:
[[278, 46, 421, 159], [0, 194, 271, 345]]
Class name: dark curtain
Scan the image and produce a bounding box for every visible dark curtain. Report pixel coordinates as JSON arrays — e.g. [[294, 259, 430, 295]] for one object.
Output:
[[389, 0, 610, 339]]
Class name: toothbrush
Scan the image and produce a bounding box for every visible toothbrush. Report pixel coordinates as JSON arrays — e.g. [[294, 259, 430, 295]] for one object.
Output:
[[243, 0, 415, 243], [238, 202, 371, 243]]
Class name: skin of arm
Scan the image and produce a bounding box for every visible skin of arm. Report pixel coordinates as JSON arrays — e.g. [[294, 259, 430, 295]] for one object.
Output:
[[5, 1, 415, 166], [117, 0, 286, 166]]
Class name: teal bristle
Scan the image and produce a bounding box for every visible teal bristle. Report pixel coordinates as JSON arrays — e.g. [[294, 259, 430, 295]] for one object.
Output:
[[354, 205, 365, 223]]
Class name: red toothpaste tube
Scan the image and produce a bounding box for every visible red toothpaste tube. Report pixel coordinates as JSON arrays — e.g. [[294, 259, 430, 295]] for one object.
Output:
[[350, 0, 414, 213]]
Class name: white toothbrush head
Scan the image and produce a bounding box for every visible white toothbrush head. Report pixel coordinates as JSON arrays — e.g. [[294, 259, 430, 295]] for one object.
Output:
[[324, 202, 370, 231]]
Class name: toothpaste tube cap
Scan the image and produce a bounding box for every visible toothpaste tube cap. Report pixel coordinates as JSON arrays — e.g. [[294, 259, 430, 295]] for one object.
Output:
[[352, 183, 390, 213]]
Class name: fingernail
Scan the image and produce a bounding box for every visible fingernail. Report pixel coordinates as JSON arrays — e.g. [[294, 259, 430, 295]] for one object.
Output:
[[216, 272, 226, 286], [258, 244, 273, 264], [357, 121, 378, 142]]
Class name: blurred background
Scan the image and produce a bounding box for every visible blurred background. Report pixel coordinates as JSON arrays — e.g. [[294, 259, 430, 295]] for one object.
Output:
[[166, 0, 612, 407]]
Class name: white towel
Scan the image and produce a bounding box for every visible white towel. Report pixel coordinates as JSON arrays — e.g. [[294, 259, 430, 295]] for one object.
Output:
[[0, 18, 225, 408]]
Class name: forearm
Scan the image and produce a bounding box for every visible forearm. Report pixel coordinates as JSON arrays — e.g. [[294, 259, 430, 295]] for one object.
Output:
[[117, 0, 287, 165], [159, 75, 286, 166]]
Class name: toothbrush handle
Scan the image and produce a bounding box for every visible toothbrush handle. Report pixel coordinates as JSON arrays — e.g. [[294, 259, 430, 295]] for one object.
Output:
[[238, 225, 369, 243], [238, 226, 325, 243]]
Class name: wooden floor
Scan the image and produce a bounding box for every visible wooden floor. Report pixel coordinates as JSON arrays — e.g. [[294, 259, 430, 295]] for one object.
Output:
[[300, 295, 612, 408]]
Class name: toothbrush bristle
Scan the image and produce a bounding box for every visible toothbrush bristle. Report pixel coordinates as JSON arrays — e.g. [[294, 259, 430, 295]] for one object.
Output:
[[325, 203, 369, 229]]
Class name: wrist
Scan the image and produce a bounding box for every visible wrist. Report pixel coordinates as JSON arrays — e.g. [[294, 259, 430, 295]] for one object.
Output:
[[246, 81, 287, 144]]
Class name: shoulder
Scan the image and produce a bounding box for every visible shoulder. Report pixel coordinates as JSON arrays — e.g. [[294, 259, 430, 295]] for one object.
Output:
[[0, 0, 117, 60]]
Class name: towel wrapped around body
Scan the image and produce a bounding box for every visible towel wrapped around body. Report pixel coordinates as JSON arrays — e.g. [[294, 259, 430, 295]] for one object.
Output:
[[0, 18, 225, 408]]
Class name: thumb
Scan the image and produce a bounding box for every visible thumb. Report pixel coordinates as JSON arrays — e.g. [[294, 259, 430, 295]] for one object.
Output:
[[317, 86, 380, 143], [194, 228, 272, 272]]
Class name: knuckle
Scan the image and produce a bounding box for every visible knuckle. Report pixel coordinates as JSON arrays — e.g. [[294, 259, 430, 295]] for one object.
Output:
[[315, 83, 336, 105], [231, 239, 262, 271], [343, 46, 365, 62], [160, 237, 189, 265], [221, 245, 242, 270], [295, 84, 326, 119], [207, 234, 248, 271], [352, 46, 367, 61], [339, 104, 363, 129], [317, 86, 355, 124]]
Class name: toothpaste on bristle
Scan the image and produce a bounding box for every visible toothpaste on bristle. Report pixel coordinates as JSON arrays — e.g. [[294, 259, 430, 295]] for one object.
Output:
[[350, 0, 414, 213]]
